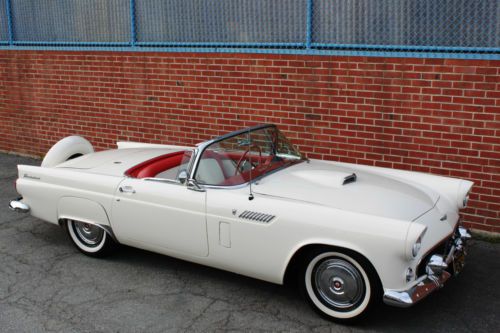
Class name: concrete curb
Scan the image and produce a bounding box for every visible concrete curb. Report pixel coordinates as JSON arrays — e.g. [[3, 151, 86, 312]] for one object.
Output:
[[471, 229, 500, 243]]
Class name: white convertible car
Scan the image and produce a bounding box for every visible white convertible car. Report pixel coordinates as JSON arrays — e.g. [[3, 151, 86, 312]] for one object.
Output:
[[10, 124, 472, 322]]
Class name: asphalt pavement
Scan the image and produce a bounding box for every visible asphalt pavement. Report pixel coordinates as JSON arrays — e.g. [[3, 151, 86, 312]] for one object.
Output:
[[1, 152, 499, 333]]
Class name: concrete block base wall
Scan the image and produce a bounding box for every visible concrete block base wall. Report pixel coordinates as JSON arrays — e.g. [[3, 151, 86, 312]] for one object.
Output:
[[0, 51, 498, 233]]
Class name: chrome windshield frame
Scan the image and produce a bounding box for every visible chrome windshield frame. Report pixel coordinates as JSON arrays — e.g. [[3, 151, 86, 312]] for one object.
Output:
[[187, 124, 277, 181], [186, 124, 305, 188]]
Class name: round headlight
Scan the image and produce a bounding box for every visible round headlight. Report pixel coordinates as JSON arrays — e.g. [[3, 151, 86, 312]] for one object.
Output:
[[412, 234, 423, 258], [406, 223, 427, 260]]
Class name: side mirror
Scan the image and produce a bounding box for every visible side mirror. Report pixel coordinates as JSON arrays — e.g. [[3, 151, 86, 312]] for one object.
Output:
[[177, 170, 188, 184]]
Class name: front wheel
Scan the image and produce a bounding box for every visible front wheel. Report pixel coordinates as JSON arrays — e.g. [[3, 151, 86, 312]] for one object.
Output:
[[66, 219, 115, 257], [299, 249, 380, 323]]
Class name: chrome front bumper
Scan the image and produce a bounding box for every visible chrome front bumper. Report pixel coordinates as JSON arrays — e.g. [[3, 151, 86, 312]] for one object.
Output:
[[9, 197, 30, 213], [383, 226, 471, 307]]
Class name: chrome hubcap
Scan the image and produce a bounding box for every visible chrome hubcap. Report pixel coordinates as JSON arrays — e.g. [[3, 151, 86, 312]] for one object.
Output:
[[73, 221, 104, 247], [314, 258, 364, 309]]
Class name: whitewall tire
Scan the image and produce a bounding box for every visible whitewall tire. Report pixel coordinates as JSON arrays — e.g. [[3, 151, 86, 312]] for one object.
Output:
[[300, 249, 380, 322], [66, 220, 115, 257]]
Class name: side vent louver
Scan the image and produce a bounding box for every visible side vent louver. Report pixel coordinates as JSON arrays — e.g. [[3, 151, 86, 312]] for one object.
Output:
[[343, 173, 357, 185], [239, 210, 275, 223]]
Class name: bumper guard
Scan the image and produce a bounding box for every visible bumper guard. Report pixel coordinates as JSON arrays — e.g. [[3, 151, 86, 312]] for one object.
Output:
[[383, 226, 471, 307], [9, 197, 30, 213]]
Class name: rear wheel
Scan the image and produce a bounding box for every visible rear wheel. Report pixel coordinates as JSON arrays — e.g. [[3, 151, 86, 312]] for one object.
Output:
[[299, 248, 380, 323], [66, 219, 115, 257]]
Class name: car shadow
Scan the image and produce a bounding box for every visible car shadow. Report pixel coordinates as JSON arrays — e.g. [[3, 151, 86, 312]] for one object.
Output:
[[98, 241, 476, 329]]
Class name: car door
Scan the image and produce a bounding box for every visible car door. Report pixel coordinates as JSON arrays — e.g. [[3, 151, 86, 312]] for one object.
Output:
[[111, 178, 208, 257]]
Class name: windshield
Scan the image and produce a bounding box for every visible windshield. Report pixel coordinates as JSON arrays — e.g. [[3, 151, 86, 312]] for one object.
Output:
[[194, 125, 305, 186]]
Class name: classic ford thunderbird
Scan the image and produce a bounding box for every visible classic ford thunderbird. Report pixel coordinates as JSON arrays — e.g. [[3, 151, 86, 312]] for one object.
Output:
[[9, 124, 472, 322]]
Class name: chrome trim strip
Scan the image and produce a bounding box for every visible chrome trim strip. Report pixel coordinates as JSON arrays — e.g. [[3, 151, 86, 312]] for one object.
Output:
[[143, 177, 183, 185], [9, 197, 30, 213], [202, 182, 250, 190]]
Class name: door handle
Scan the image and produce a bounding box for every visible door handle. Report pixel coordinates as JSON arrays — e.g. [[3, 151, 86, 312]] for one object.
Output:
[[119, 186, 136, 194]]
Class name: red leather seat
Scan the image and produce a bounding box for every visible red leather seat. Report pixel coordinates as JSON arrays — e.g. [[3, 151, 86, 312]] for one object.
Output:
[[136, 153, 184, 178], [126, 151, 185, 178]]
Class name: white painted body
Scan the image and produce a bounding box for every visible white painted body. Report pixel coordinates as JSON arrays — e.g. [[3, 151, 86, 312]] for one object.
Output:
[[15, 138, 473, 294]]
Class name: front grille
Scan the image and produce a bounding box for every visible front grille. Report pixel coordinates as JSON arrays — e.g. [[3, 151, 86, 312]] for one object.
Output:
[[416, 235, 453, 277]]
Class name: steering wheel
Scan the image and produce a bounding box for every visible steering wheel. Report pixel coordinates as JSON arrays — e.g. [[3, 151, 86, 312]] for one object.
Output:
[[235, 145, 262, 176]]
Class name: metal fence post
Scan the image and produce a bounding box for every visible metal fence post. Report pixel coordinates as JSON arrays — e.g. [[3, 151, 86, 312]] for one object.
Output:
[[5, 0, 14, 45], [130, 0, 137, 47], [306, 0, 313, 49]]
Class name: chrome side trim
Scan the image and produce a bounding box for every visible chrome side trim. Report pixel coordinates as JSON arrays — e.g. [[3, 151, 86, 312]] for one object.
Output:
[[143, 177, 183, 186], [9, 197, 30, 213]]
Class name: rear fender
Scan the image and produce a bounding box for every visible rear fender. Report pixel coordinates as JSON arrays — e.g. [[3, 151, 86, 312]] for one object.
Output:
[[58, 197, 111, 227], [58, 197, 117, 241]]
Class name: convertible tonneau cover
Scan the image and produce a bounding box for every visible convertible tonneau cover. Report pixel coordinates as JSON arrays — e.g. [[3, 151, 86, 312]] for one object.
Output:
[[55, 148, 183, 177]]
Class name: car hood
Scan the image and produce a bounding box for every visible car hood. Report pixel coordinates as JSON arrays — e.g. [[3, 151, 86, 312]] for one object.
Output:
[[253, 159, 439, 221]]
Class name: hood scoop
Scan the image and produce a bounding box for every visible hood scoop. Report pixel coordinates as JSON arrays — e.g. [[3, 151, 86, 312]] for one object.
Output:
[[343, 173, 357, 185], [287, 169, 358, 188]]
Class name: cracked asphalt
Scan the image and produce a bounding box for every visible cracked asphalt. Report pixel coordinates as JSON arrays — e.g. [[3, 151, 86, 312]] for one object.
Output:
[[1, 152, 499, 333]]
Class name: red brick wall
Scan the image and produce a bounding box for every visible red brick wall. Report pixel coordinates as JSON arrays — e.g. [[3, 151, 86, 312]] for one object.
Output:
[[0, 50, 498, 233]]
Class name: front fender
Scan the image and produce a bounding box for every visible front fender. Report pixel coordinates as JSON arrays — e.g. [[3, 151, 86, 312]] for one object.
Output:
[[280, 237, 382, 284]]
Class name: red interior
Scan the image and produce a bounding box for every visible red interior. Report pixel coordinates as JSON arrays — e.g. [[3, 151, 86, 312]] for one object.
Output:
[[125, 151, 185, 178], [125, 149, 287, 185], [202, 150, 275, 185], [218, 159, 286, 186]]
